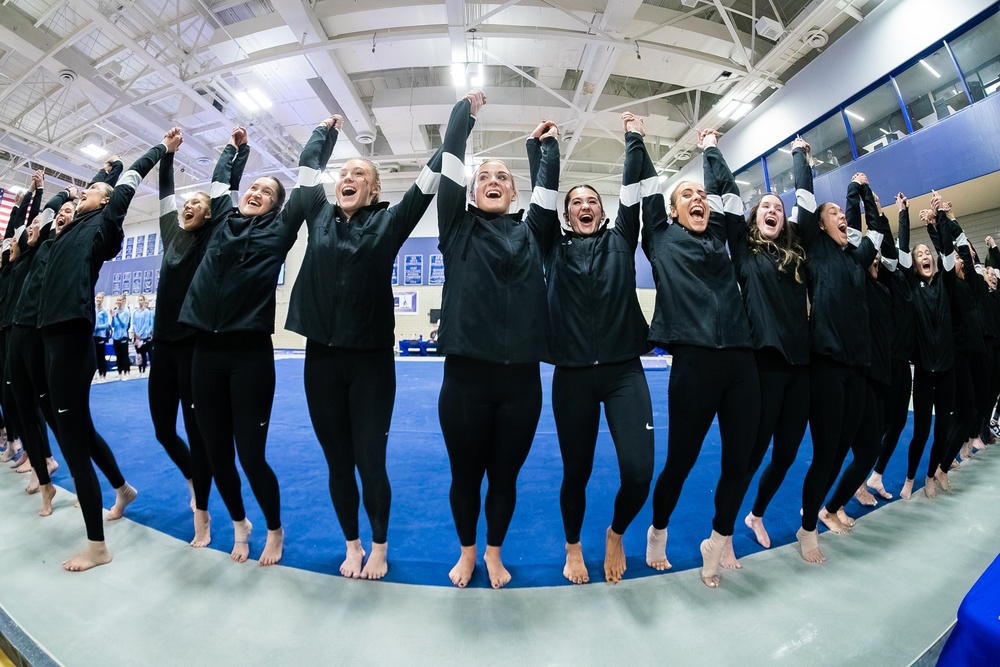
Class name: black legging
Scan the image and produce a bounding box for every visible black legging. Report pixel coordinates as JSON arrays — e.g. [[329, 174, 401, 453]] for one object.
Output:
[[148, 338, 212, 511], [651, 345, 759, 536], [825, 380, 887, 511], [303, 342, 394, 544], [801, 354, 866, 532], [94, 337, 108, 377], [42, 320, 126, 542], [135, 339, 152, 372], [746, 349, 810, 518], [941, 351, 985, 472], [191, 332, 281, 531], [906, 366, 955, 480], [438, 355, 541, 547], [112, 339, 130, 375], [8, 326, 55, 485], [873, 359, 913, 475], [0, 329, 21, 443], [552, 358, 654, 544]]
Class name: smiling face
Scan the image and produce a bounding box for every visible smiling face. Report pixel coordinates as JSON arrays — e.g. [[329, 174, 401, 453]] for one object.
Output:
[[55, 201, 76, 234], [564, 186, 604, 236], [818, 203, 848, 248], [670, 181, 708, 233], [27, 215, 43, 247], [95, 293, 104, 308], [238, 177, 280, 217], [76, 182, 113, 216], [472, 161, 516, 214], [181, 192, 211, 231], [986, 267, 998, 291], [115, 295, 124, 310], [754, 194, 785, 241], [336, 159, 381, 217], [913, 244, 935, 281]]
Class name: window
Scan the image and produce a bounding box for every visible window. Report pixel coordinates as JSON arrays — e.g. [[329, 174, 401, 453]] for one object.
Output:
[[949, 11, 1000, 102], [733, 158, 766, 209], [894, 46, 965, 131], [801, 113, 852, 175], [844, 81, 909, 156], [765, 147, 794, 196]]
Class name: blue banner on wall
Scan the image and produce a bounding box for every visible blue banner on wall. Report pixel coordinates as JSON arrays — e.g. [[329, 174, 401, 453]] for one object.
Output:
[[147, 234, 157, 256], [429, 254, 445, 285], [135, 234, 145, 257], [391, 256, 399, 286], [404, 254, 423, 285], [124, 237, 134, 259]]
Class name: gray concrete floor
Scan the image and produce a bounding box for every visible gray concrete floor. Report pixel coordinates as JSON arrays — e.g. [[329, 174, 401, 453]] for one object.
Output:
[[1, 449, 998, 666]]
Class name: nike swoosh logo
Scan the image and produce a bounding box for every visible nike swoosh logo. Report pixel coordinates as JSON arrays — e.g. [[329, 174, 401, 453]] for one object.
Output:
[[260, 421, 268, 427], [645, 423, 654, 430], [39, 393, 47, 398], [58, 408, 69, 413]]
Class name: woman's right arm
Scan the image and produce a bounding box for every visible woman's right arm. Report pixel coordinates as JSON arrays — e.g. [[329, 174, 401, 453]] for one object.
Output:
[[618, 113, 661, 251], [789, 138, 819, 247], [158, 148, 181, 248], [437, 92, 481, 245], [291, 115, 342, 234]]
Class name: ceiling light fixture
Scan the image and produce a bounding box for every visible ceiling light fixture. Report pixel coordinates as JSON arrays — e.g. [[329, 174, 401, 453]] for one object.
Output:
[[845, 109, 865, 122], [234, 91, 260, 112], [452, 63, 467, 87], [247, 89, 272, 108], [777, 148, 792, 154], [919, 59, 941, 78], [879, 127, 890, 134], [467, 63, 485, 88], [719, 100, 752, 119]]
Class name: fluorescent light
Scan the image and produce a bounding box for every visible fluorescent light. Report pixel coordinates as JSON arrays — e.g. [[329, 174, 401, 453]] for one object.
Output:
[[81, 143, 108, 158], [247, 88, 272, 109], [8, 186, 25, 195], [777, 148, 792, 154], [452, 63, 466, 87], [234, 91, 260, 112], [879, 128, 890, 134], [735, 179, 750, 185], [719, 100, 752, 119], [845, 109, 865, 122], [919, 59, 941, 78]]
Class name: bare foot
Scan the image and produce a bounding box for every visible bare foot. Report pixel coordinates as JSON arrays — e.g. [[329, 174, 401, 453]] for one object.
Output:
[[25, 469, 40, 495], [923, 476, 937, 499], [934, 468, 951, 492], [190, 510, 211, 548], [972, 437, 988, 452], [854, 485, 877, 506], [901, 478, 914, 500], [866, 472, 893, 499], [14, 456, 31, 473], [0, 444, 13, 463], [645, 526, 671, 570], [720, 535, 741, 570], [188, 479, 196, 512], [9, 449, 26, 468], [361, 542, 388, 580], [259, 528, 283, 566], [836, 507, 855, 528], [563, 541, 589, 584], [46, 457, 58, 476], [340, 539, 366, 578], [484, 545, 511, 589], [796, 527, 826, 564], [818, 508, 848, 534], [106, 483, 137, 521], [63, 540, 112, 572], [700, 531, 727, 587], [604, 528, 626, 584], [449, 545, 476, 588], [744, 512, 771, 548], [39, 484, 56, 517], [231, 519, 252, 562]]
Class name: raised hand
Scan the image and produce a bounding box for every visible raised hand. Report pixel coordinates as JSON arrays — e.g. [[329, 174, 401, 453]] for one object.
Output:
[[531, 119, 556, 139], [895, 192, 907, 210], [320, 115, 344, 131], [66, 185, 80, 200], [621, 112, 645, 137], [163, 127, 183, 153], [791, 136, 810, 154], [464, 89, 486, 117], [697, 129, 721, 149], [851, 172, 868, 186], [31, 170, 44, 190], [986, 235, 996, 249]]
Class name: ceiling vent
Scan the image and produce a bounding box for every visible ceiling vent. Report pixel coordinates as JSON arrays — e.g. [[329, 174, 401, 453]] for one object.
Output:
[[754, 16, 783, 42], [805, 30, 829, 49], [675, 150, 692, 161], [356, 131, 376, 144], [58, 69, 76, 85]]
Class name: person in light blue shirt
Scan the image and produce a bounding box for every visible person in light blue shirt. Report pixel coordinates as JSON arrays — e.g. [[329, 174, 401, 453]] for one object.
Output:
[[110, 294, 132, 378], [93, 292, 111, 380], [131, 294, 153, 374]]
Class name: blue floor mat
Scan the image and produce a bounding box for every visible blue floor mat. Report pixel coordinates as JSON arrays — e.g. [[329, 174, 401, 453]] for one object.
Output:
[[75, 358, 924, 588]]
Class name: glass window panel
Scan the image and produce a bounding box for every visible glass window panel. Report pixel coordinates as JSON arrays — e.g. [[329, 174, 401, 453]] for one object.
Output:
[[733, 159, 766, 209], [894, 45, 966, 130], [950, 11, 1000, 102], [801, 113, 852, 176], [844, 81, 910, 156], [765, 147, 795, 196]]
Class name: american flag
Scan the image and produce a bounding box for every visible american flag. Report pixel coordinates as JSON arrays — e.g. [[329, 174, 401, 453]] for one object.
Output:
[[0, 188, 16, 238]]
